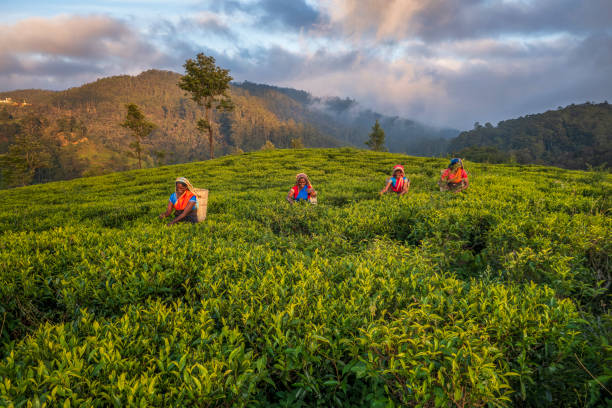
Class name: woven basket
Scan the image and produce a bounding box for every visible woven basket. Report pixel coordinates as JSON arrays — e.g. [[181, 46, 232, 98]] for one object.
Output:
[[193, 188, 209, 222]]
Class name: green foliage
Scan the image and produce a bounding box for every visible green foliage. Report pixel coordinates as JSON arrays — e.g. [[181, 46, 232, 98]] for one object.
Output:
[[449, 102, 612, 170], [178, 54, 234, 159], [0, 149, 610, 407], [0, 115, 52, 188], [290, 138, 304, 149], [365, 119, 386, 152], [457, 145, 510, 164], [120, 104, 156, 169], [261, 140, 275, 151]]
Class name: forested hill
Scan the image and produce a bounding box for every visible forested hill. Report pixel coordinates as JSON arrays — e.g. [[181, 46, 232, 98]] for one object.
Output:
[[0, 70, 457, 188], [0, 70, 339, 185], [448, 102, 612, 169], [236, 81, 459, 155]]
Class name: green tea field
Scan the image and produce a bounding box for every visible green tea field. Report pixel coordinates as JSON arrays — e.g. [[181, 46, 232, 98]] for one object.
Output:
[[0, 149, 610, 407]]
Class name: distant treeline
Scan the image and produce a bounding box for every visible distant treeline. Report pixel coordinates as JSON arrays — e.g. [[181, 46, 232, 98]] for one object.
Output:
[[449, 102, 611, 169]]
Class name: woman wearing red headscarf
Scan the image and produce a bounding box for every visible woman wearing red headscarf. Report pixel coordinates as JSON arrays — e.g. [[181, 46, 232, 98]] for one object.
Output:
[[380, 165, 410, 196]]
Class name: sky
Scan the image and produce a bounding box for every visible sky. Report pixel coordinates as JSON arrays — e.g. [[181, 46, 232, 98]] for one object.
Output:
[[1, 0, 611, 130]]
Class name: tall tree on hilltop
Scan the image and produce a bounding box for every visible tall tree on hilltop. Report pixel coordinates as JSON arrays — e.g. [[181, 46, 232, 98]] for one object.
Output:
[[178, 53, 234, 159], [365, 119, 386, 151], [120, 104, 156, 169]]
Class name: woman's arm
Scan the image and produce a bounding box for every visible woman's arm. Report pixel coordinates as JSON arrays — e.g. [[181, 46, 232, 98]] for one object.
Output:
[[308, 187, 317, 197], [287, 189, 295, 203], [399, 179, 410, 196], [159, 201, 173, 219], [167, 201, 195, 226], [380, 179, 392, 195]]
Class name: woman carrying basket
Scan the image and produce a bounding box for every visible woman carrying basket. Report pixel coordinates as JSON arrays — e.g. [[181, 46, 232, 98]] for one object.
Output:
[[159, 177, 199, 225]]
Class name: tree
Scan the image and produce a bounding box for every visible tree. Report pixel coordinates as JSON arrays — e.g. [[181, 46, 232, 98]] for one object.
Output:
[[120, 103, 156, 169], [365, 119, 386, 151], [261, 140, 275, 151], [290, 137, 304, 148], [178, 53, 234, 159], [0, 115, 51, 188]]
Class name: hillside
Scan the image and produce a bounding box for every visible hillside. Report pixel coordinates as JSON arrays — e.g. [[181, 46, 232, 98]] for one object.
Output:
[[448, 102, 612, 169], [0, 70, 458, 188], [1, 149, 610, 407], [237, 81, 458, 155]]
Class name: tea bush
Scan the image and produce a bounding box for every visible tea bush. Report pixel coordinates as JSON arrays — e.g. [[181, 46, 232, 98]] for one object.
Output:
[[0, 148, 610, 407]]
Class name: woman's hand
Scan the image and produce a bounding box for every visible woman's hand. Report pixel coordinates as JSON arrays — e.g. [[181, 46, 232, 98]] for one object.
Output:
[[380, 179, 392, 195], [160, 202, 173, 219]]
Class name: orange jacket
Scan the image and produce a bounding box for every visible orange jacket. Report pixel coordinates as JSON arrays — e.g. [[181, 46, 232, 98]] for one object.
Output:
[[173, 191, 195, 211]]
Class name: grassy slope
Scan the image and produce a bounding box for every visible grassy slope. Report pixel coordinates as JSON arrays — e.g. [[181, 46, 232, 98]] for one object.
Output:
[[0, 149, 610, 407]]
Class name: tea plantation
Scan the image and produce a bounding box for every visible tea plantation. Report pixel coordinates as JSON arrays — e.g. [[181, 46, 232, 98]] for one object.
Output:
[[0, 148, 610, 407]]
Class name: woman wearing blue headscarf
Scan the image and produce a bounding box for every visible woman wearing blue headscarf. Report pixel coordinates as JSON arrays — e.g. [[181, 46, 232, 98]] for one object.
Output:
[[439, 158, 469, 192]]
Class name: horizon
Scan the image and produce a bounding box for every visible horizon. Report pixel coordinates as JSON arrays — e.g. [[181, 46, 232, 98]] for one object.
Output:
[[1, 0, 611, 129], [2, 68, 607, 133]]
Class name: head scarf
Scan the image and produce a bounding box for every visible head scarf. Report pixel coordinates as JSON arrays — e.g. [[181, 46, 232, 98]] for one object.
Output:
[[295, 173, 312, 188], [175, 177, 196, 195], [391, 164, 405, 177], [390, 165, 406, 192], [445, 160, 465, 183], [449, 158, 463, 169]]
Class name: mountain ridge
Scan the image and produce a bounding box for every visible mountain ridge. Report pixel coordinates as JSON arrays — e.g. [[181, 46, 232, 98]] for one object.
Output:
[[0, 69, 459, 187], [450, 102, 612, 169]]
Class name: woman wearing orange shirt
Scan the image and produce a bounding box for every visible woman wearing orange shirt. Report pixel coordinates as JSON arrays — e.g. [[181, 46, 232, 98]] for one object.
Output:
[[159, 177, 198, 225], [439, 158, 468, 192]]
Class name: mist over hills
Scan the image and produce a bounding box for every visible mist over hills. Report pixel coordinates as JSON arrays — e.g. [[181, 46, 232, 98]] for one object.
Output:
[[0, 70, 460, 187], [236, 81, 459, 156]]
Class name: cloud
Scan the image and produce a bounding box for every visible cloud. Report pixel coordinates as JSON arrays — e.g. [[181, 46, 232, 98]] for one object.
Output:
[[207, 0, 322, 31], [221, 32, 610, 129], [257, 0, 321, 30], [180, 12, 237, 39], [0, 14, 170, 90], [223, 45, 360, 85], [321, 0, 612, 42], [0, 15, 150, 58], [324, 96, 358, 114], [1, 2, 610, 130]]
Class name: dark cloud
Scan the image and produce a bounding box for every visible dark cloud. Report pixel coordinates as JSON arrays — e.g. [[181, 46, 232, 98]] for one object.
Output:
[[257, 0, 320, 30], [229, 46, 361, 85], [206, 0, 322, 31], [0, 54, 22, 75], [409, 34, 612, 128], [327, 0, 612, 43]]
